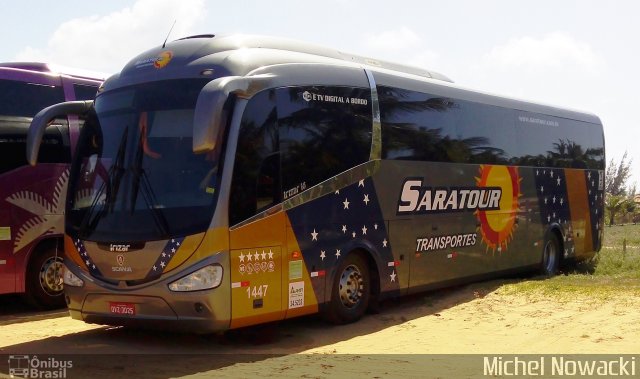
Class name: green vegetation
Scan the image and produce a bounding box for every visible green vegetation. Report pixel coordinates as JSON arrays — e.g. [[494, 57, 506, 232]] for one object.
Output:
[[496, 224, 640, 301]]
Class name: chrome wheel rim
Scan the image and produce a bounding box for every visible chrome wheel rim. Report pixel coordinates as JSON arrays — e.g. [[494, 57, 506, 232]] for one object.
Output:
[[40, 257, 64, 295], [339, 264, 364, 308]]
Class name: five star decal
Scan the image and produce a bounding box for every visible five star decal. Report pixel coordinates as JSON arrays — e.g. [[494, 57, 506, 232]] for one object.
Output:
[[237, 249, 277, 275]]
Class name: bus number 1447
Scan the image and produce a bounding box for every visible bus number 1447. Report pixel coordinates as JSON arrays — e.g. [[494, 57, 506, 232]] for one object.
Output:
[[247, 285, 268, 299]]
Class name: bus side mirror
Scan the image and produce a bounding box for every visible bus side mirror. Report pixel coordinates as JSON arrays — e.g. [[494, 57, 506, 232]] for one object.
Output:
[[27, 100, 93, 165], [193, 75, 272, 153]]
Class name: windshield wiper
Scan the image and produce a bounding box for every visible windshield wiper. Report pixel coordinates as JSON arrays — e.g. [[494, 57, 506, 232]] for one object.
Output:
[[129, 137, 171, 238], [78, 127, 128, 236]]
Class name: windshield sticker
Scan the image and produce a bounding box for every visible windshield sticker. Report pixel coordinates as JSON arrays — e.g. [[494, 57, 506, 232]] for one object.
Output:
[[302, 91, 368, 106], [0, 227, 10, 241], [288, 281, 304, 309], [289, 260, 303, 280]]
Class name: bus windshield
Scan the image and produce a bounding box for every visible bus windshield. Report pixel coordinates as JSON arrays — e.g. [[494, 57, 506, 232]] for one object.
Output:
[[67, 79, 220, 242]]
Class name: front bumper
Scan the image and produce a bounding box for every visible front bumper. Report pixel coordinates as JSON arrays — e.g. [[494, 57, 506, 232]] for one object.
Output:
[[64, 256, 231, 333]]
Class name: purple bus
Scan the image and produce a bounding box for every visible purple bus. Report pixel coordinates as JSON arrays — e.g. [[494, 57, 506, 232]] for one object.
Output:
[[0, 62, 102, 308]]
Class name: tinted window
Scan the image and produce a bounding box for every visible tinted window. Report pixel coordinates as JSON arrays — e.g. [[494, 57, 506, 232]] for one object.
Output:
[[379, 86, 510, 164], [73, 84, 99, 100], [513, 113, 604, 169], [39, 121, 71, 164], [0, 119, 70, 175], [0, 79, 65, 117], [229, 90, 280, 225], [379, 87, 457, 162], [66, 79, 217, 241], [278, 86, 372, 193], [379, 86, 604, 168], [455, 101, 513, 164]]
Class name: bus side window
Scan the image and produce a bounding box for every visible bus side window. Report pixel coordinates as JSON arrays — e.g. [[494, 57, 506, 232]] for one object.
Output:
[[229, 90, 280, 226], [379, 86, 458, 162], [0, 79, 65, 118], [0, 128, 29, 175], [73, 83, 99, 101], [0, 118, 70, 175], [38, 119, 71, 164], [277, 86, 372, 191]]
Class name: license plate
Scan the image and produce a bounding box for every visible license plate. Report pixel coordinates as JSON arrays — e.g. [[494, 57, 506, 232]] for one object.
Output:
[[109, 302, 136, 315]]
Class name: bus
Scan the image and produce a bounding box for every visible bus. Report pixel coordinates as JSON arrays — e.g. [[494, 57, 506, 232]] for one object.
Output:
[[0, 62, 103, 308], [26, 34, 604, 331]]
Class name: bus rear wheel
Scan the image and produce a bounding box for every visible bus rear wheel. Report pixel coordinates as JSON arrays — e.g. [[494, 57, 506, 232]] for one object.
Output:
[[325, 252, 370, 324], [25, 247, 65, 309], [540, 233, 560, 277]]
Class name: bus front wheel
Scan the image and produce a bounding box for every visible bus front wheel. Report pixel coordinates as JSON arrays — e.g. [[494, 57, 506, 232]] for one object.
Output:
[[325, 252, 370, 324], [25, 247, 65, 309]]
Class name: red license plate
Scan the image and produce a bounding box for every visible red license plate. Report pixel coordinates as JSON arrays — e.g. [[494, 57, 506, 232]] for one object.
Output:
[[109, 302, 136, 315]]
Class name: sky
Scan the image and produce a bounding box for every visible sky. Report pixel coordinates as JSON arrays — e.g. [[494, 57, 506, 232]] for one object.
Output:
[[2, 0, 639, 185]]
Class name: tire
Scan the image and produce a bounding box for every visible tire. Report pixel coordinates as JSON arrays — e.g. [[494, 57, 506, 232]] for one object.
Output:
[[540, 233, 560, 277], [325, 252, 370, 324], [25, 247, 66, 309]]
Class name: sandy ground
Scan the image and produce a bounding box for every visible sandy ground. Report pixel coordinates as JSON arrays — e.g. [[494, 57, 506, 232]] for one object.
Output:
[[0, 281, 638, 378]]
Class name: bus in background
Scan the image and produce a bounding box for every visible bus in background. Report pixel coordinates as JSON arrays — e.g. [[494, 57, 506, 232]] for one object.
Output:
[[0, 62, 103, 308], [27, 35, 604, 330]]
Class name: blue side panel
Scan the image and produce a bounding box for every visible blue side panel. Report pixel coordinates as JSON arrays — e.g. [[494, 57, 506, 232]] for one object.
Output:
[[286, 177, 400, 305]]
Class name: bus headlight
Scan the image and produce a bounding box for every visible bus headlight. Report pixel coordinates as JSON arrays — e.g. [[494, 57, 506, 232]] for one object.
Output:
[[168, 265, 223, 292], [62, 265, 84, 287]]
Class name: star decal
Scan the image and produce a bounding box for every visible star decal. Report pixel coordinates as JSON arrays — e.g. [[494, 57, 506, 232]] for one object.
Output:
[[343, 198, 350, 209], [390, 270, 396, 282], [311, 229, 318, 241], [320, 250, 326, 260]]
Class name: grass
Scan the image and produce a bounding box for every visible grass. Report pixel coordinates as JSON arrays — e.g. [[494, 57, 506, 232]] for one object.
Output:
[[496, 224, 640, 301]]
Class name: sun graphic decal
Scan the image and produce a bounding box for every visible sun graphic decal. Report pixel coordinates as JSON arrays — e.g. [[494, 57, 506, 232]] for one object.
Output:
[[475, 165, 521, 253]]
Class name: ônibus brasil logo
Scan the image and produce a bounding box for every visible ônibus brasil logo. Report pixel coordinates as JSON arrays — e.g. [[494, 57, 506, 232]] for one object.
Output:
[[8, 355, 73, 378]]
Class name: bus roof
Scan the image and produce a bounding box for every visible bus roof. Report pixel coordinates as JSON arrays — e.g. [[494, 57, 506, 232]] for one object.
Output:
[[107, 34, 600, 125], [0, 62, 107, 81]]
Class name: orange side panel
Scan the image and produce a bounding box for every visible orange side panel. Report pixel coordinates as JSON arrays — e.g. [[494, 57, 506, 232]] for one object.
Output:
[[229, 212, 287, 329], [565, 169, 592, 254], [230, 212, 287, 248]]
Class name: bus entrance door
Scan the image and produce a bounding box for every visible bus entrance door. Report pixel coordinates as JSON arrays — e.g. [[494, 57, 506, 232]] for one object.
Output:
[[228, 211, 285, 328]]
